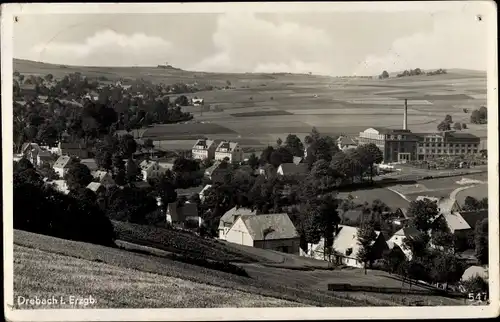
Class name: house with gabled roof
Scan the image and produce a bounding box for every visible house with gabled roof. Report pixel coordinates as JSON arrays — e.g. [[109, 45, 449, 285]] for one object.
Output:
[[215, 141, 243, 163], [53, 156, 72, 178], [192, 138, 217, 160], [57, 140, 91, 159], [139, 160, 168, 181], [276, 163, 309, 177], [86, 182, 106, 194], [204, 161, 230, 183], [91, 170, 115, 187], [225, 213, 300, 255], [306, 225, 388, 267], [337, 135, 358, 151], [386, 226, 421, 260], [218, 206, 256, 240]]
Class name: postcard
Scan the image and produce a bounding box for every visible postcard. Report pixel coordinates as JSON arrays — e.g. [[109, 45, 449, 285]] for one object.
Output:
[[2, 1, 498, 321]]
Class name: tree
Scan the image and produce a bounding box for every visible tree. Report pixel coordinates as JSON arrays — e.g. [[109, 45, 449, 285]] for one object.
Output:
[[462, 123, 467, 129], [269, 147, 294, 168], [259, 146, 275, 166], [357, 143, 383, 182], [357, 221, 377, 274], [380, 70, 389, 79], [174, 95, 189, 106], [276, 137, 283, 147], [247, 153, 259, 170], [125, 158, 141, 183], [437, 121, 451, 131], [119, 134, 137, 158], [64, 162, 93, 191], [44, 73, 54, 82], [112, 154, 125, 174], [453, 122, 462, 130], [403, 232, 430, 259], [475, 218, 488, 265], [464, 196, 480, 211], [407, 199, 439, 233], [382, 247, 407, 274], [444, 115, 453, 123], [15, 158, 34, 173], [284, 134, 305, 157], [429, 251, 464, 291]]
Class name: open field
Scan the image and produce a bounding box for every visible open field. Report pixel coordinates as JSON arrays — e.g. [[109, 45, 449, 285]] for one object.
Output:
[[15, 59, 488, 152], [13, 230, 464, 307], [455, 184, 488, 205], [390, 172, 488, 202]]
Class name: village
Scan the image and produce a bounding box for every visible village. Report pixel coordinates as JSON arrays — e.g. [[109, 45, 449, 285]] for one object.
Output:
[[12, 67, 490, 301]]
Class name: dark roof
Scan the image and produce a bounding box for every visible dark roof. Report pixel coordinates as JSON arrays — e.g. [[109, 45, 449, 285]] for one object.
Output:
[[241, 213, 298, 241], [460, 210, 488, 230], [168, 202, 198, 222], [279, 163, 308, 176]]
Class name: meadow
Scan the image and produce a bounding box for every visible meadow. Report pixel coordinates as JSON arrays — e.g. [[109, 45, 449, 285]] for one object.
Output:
[[14, 59, 488, 152], [13, 230, 464, 308]]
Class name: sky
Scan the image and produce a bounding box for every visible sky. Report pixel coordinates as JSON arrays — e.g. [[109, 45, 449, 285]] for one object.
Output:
[[13, 6, 489, 76]]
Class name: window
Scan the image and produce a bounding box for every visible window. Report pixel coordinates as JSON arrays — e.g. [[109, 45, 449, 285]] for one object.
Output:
[[473, 149, 478, 153], [437, 143, 441, 147], [461, 150, 466, 153], [431, 144, 435, 147], [437, 149, 441, 153]]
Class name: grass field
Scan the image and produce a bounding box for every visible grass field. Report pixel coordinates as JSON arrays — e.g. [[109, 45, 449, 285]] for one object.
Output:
[[14, 59, 488, 152], [13, 230, 464, 308]]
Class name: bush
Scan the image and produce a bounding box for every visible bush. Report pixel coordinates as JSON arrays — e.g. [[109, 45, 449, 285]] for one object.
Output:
[[462, 275, 488, 293]]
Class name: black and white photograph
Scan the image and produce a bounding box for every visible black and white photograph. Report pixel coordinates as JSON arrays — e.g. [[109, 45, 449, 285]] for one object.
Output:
[[2, 2, 498, 321]]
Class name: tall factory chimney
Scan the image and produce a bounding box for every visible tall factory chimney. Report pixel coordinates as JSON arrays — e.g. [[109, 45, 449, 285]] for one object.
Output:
[[403, 99, 408, 130]]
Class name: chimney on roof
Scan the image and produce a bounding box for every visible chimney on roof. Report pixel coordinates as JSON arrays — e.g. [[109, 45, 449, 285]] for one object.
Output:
[[403, 99, 408, 130]]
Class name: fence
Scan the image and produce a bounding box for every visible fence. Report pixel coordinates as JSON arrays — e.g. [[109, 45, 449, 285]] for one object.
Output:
[[327, 283, 466, 299]]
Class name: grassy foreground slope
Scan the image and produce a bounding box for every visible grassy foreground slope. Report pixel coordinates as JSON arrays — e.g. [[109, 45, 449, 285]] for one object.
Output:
[[13, 230, 465, 308]]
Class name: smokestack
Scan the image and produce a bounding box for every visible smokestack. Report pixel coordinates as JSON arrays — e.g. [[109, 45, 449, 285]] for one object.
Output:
[[403, 99, 408, 130]]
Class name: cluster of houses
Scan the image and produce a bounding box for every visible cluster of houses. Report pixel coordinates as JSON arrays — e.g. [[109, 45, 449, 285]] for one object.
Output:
[[215, 194, 487, 273]]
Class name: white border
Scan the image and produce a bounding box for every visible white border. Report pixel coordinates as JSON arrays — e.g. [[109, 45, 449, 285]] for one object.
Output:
[[2, 2, 499, 321]]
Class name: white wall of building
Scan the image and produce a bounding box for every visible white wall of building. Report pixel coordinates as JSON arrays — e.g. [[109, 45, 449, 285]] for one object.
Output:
[[225, 217, 254, 247]]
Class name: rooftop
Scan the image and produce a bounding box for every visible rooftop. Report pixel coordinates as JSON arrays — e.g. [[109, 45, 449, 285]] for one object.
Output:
[[241, 213, 298, 241]]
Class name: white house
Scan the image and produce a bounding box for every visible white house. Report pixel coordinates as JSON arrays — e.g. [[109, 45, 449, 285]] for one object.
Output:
[[192, 98, 204, 106], [218, 207, 256, 240], [139, 160, 168, 181], [86, 182, 106, 194], [307, 225, 388, 268], [215, 141, 243, 163], [91, 170, 115, 187], [53, 156, 72, 178], [337, 135, 358, 151], [191, 139, 217, 160], [224, 213, 301, 254], [386, 226, 421, 260], [45, 180, 70, 195]]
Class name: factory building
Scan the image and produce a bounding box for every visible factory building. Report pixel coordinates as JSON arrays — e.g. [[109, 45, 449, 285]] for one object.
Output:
[[358, 99, 481, 163]]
